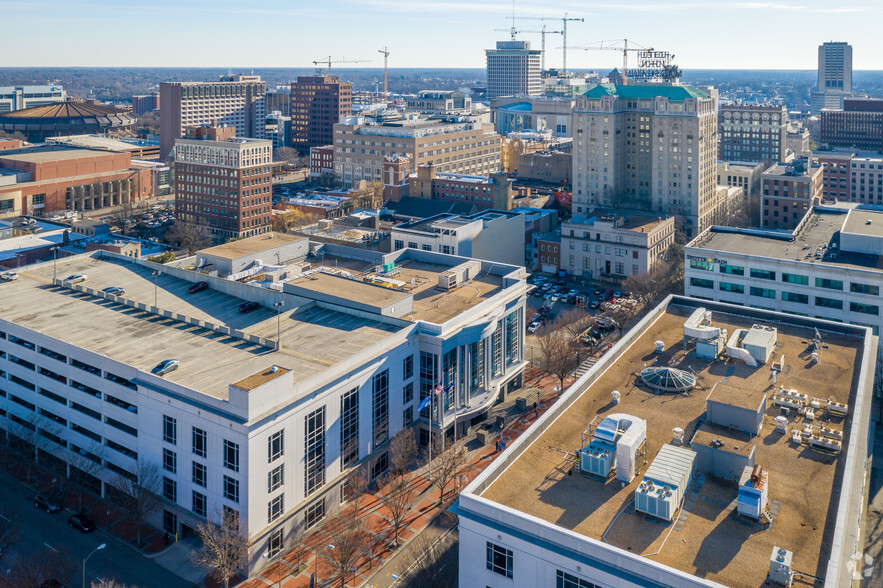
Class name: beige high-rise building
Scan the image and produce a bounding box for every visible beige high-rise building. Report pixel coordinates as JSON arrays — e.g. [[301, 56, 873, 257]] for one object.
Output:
[[571, 83, 720, 238], [160, 75, 266, 159], [333, 115, 502, 189], [485, 40, 542, 100]]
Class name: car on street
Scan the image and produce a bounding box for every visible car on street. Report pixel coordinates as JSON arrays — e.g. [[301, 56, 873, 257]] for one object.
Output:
[[590, 301, 600, 309], [151, 359, 179, 376], [187, 281, 209, 294], [550, 295, 559, 302], [62, 274, 87, 284], [68, 513, 96, 533], [613, 291, 623, 298], [239, 300, 260, 313], [33, 494, 62, 513], [102, 286, 125, 296], [527, 322, 540, 334], [0, 271, 18, 281]]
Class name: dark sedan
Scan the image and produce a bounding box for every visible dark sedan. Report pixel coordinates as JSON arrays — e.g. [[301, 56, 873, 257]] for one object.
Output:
[[33, 494, 62, 513], [187, 281, 208, 294], [239, 301, 260, 313], [68, 513, 96, 533]]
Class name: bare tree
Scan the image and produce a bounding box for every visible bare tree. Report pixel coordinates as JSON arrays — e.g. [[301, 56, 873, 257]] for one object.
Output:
[[164, 221, 210, 255], [271, 209, 317, 232], [136, 111, 160, 136], [344, 469, 369, 516], [389, 429, 417, 477], [379, 471, 417, 548], [398, 529, 456, 588], [323, 506, 371, 588], [350, 181, 385, 210], [111, 460, 162, 549], [621, 271, 658, 307], [108, 198, 145, 236], [0, 507, 20, 554], [0, 129, 27, 141], [600, 302, 638, 338], [66, 442, 106, 511], [273, 146, 301, 169], [428, 438, 468, 507], [192, 509, 248, 588], [535, 324, 582, 391], [557, 307, 595, 342], [9, 547, 76, 588]]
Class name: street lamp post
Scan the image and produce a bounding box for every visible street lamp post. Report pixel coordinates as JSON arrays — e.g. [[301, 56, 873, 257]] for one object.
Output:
[[82, 542, 106, 588], [152, 271, 159, 308], [274, 300, 284, 351], [262, 549, 283, 588]]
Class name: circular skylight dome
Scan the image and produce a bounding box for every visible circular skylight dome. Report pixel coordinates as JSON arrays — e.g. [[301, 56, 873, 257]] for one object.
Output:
[[640, 366, 696, 393]]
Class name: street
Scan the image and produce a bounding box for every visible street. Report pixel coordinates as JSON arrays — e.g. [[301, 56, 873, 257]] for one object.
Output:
[[0, 477, 194, 588], [367, 513, 458, 588]]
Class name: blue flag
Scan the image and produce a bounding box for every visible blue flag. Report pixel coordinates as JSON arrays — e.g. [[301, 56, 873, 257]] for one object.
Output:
[[417, 395, 432, 412]]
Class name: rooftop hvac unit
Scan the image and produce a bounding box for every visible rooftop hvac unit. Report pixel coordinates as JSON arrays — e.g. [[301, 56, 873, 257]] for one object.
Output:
[[827, 400, 848, 417], [737, 465, 769, 520], [769, 547, 793, 587], [774, 416, 788, 433], [683, 307, 721, 340], [579, 440, 615, 478], [579, 414, 646, 483], [635, 444, 696, 522]]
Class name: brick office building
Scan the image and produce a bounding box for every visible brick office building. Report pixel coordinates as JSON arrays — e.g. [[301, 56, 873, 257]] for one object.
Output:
[[820, 99, 883, 152], [290, 76, 352, 154], [760, 161, 823, 230], [0, 146, 152, 217], [174, 127, 274, 243]]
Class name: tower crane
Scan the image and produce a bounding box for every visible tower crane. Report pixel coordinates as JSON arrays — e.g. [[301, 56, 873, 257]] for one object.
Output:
[[312, 56, 369, 76], [514, 13, 584, 75], [378, 47, 390, 102], [566, 39, 652, 85], [494, 25, 563, 71]]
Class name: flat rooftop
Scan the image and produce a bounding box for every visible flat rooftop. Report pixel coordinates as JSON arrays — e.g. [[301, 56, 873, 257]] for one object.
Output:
[[689, 208, 883, 271], [317, 254, 503, 323], [571, 210, 670, 232], [842, 209, 883, 237], [0, 146, 115, 164], [0, 256, 400, 401], [482, 305, 864, 587], [198, 233, 305, 260]]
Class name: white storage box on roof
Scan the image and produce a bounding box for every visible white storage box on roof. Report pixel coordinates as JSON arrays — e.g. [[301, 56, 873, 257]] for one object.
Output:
[[635, 444, 696, 521], [742, 324, 777, 364]]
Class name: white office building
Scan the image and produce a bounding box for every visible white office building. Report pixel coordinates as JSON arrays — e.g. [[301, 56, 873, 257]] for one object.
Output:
[[0, 85, 67, 113], [486, 40, 542, 100], [685, 204, 883, 342], [0, 238, 527, 575]]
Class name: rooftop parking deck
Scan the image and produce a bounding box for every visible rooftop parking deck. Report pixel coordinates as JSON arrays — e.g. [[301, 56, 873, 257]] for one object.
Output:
[[482, 306, 864, 587]]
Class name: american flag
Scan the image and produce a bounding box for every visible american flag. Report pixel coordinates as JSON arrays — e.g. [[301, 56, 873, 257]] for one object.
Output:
[[433, 382, 443, 396]]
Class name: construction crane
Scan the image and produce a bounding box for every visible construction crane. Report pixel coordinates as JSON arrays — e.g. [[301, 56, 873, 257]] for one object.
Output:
[[566, 39, 652, 85], [378, 47, 390, 102], [494, 25, 563, 71], [312, 56, 369, 76], [514, 13, 584, 75]]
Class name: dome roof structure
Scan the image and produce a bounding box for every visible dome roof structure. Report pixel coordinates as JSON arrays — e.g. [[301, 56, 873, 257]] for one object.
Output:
[[0, 101, 136, 142], [639, 366, 696, 393]]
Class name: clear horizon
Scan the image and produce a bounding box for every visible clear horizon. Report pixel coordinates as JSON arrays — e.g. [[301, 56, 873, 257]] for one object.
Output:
[[3, 0, 881, 70]]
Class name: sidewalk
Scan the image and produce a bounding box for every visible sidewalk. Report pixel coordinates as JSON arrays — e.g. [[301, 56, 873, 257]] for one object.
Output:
[[236, 366, 571, 588]]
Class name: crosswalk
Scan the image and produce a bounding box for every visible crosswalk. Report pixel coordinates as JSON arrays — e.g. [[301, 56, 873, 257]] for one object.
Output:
[[572, 356, 598, 378]]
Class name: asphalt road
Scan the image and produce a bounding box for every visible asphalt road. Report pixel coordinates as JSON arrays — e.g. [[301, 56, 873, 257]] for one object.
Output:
[[0, 477, 194, 588]]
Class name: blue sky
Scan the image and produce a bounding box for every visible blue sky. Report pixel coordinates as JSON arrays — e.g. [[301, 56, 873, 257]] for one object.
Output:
[[2, 0, 881, 70]]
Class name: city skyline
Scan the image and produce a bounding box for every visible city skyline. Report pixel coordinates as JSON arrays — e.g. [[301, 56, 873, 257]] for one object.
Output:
[[4, 0, 882, 70]]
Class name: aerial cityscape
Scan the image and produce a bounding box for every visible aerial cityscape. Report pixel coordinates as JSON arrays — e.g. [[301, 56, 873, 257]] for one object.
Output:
[[0, 2, 882, 588]]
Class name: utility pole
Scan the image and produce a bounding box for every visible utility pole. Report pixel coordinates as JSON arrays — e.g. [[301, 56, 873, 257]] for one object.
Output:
[[378, 47, 390, 102]]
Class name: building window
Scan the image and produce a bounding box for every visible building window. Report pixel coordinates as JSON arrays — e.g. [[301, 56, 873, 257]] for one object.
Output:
[[372, 370, 389, 447], [850, 282, 880, 296], [341, 387, 359, 468], [403, 355, 414, 380], [815, 296, 843, 309], [163, 449, 177, 474], [782, 291, 809, 304], [223, 475, 239, 503], [163, 510, 177, 535], [268, 430, 284, 463], [192, 491, 207, 517], [394, 240, 404, 250], [486, 542, 513, 579], [782, 273, 809, 285], [750, 286, 776, 299], [268, 464, 284, 493], [163, 477, 177, 503], [690, 277, 714, 289], [850, 302, 879, 315], [192, 462, 206, 487], [505, 311, 520, 365], [192, 427, 207, 458], [162, 415, 176, 444], [305, 499, 325, 529], [719, 264, 744, 276], [305, 406, 326, 495], [268, 495, 284, 523], [403, 406, 413, 426], [750, 268, 776, 280], [421, 244, 432, 252], [419, 351, 438, 418], [372, 451, 389, 480], [470, 340, 486, 393], [556, 570, 601, 588], [223, 440, 240, 472], [402, 382, 414, 405], [689, 259, 714, 271], [719, 282, 744, 294], [267, 528, 284, 558], [815, 277, 843, 290]]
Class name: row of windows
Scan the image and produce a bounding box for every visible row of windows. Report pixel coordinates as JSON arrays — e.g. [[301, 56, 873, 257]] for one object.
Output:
[[484, 541, 600, 587], [689, 261, 879, 295], [689, 278, 880, 314]]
